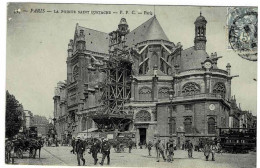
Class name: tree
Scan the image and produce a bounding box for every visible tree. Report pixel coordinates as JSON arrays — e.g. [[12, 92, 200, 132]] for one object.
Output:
[[5, 91, 23, 138]]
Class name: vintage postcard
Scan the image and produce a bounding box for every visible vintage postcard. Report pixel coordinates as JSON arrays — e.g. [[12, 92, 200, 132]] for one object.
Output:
[[5, 3, 257, 168]]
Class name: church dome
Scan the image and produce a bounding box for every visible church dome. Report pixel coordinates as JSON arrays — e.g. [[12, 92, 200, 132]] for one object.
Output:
[[195, 12, 207, 23]]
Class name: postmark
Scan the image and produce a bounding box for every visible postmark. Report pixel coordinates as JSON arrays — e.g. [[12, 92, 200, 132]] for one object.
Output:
[[227, 7, 258, 61]]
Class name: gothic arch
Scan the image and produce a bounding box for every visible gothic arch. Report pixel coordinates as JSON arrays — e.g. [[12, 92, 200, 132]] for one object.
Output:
[[213, 82, 226, 98], [208, 117, 216, 134], [139, 87, 152, 101], [135, 110, 151, 122], [158, 87, 170, 99], [182, 82, 201, 96]]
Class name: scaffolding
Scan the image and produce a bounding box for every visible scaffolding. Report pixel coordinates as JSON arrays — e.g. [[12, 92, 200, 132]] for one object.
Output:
[[90, 26, 135, 132]]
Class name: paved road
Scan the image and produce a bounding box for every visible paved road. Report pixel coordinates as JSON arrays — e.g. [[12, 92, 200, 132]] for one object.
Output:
[[12, 146, 256, 168]]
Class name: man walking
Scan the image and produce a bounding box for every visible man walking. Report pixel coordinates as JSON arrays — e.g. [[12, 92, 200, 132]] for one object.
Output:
[[100, 138, 111, 166], [187, 140, 193, 158], [71, 137, 76, 154], [211, 142, 217, 161], [75, 137, 86, 166], [203, 141, 211, 161], [128, 138, 134, 153], [156, 139, 166, 162], [147, 140, 153, 156], [89, 138, 100, 165], [167, 138, 175, 162]]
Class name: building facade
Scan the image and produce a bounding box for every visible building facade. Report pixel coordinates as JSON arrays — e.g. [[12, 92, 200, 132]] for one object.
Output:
[[54, 14, 239, 146]]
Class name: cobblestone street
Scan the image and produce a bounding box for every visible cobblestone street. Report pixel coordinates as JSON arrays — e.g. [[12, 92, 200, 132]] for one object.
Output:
[[12, 146, 256, 168]]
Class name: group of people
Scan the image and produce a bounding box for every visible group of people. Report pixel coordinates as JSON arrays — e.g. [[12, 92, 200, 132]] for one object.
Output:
[[144, 138, 218, 163], [70, 136, 218, 166], [70, 136, 111, 166]]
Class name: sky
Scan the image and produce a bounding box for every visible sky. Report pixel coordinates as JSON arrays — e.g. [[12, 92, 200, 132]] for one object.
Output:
[[6, 3, 257, 117]]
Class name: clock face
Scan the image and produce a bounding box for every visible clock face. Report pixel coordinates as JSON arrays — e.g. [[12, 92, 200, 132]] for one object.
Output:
[[209, 104, 215, 111], [204, 62, 212, 69]]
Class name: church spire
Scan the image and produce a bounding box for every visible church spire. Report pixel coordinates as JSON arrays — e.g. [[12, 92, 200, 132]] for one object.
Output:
[[194, 12, 207, 50]]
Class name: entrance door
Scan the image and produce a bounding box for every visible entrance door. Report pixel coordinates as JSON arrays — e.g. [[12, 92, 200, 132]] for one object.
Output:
[[139, 128, 146, 145]]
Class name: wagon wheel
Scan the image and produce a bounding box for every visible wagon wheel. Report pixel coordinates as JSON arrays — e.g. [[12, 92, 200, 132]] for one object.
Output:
[[16, 148, 23, 159]]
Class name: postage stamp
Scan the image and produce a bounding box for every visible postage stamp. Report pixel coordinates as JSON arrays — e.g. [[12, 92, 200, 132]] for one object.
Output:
[[227, 7, 257, 61]]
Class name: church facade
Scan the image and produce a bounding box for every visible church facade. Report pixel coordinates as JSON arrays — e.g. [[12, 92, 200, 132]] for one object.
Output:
[[54, 13, 234, 146]]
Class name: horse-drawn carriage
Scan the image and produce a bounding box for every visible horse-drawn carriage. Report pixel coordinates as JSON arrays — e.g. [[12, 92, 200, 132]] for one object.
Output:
[[12, 138, 43, 159], [5, 126, 43, 163]]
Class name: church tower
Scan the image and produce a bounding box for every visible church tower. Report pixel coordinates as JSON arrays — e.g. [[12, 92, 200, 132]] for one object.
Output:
[[194, 12, 207, 50]]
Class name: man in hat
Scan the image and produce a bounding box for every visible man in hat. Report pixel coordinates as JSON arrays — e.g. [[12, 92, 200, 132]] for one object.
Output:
[[210, 142, 217, 161], [187, 140, 193, 158], [71, 137, 76, 154], [128, 138, 134, 153], [100, 138, 111, 166], [167, 138, 175, 162], [147, 140, 153, 156], [156, 139, 166, 162], [203, 141, 211, 161], [75, 137, 86, 166], [89, 138, 101, 165]]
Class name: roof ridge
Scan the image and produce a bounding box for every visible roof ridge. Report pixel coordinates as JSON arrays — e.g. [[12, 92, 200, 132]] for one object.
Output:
[[78, 25, 108, 35]]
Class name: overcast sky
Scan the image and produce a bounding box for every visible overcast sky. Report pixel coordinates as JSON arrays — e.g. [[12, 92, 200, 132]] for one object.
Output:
[[6, 3, 257, 117]]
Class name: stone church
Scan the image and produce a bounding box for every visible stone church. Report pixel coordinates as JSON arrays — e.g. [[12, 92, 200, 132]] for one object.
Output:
[[54, 13, 234, 147]]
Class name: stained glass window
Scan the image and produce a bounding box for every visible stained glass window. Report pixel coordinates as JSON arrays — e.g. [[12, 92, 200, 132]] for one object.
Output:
[[139, 87, 152, 101], [182, 82, 200, 96], [135, 110, 151, 122], [213, 83, 226, 98], [158, 87, 170, 99], [208, 117, 216, 134]]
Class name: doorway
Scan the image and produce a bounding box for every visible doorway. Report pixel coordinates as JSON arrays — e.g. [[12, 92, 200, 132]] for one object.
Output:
[[139, 128, 147, 145]]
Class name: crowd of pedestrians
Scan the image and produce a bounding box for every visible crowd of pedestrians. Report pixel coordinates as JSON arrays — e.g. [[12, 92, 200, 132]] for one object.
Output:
[[68, 136, 219, 166]]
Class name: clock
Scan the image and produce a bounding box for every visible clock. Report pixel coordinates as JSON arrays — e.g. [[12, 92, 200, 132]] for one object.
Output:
[[204, 61, 212, 69], [209, 104, 215, 111]]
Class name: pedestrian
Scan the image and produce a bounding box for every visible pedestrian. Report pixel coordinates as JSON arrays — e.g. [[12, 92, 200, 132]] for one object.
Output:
[[156, 139, 166, 162], [71, 137, 76, 154], [89, 138, 100, 165], [138, 142, 142, 149], [75, 137, 86, 166], [167, 138, 175, 162], [128, 138, 133, 153], [211, 142, 217, 161], [203, 141, 211, 161], [187, 140, 193, 158], [147, 140, 153, 156], [100, 138, 111, 166]]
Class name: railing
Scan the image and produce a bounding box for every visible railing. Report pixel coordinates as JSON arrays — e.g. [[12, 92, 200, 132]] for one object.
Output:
[[136, 40, 175, 47], [179, 68, 228, 76], [169, 93, 230, 104]]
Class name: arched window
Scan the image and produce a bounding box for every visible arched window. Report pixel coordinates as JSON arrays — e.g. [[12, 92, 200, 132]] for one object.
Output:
[[139, 87, 152, 101], [208, 117, 216, 134], [213, 83, 226, 98], [182, 82, 200, 96], [169, 118, 176, 134], [73, 65, 79, 81], [184, 118, 192, 134], [81, 117, 86, 131], [158, 87, 170, 99], [135, 110, 151, 122]]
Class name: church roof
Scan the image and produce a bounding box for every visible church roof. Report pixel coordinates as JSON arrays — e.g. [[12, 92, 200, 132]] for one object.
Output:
[[74, 16, 169, 54], [125, 16, 169, 47], [75, 26, 110, 54], [180, 46, 209, 71]]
